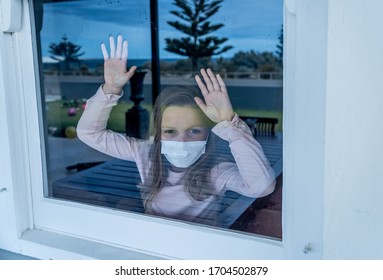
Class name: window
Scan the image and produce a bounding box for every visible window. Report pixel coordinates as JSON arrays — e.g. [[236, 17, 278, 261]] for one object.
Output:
[[0, 0, 329, 260], [33, 0, 284, 242]]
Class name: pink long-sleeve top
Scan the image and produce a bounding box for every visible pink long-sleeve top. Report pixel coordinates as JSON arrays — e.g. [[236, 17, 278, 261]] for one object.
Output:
[[77, 86, 276, 226]]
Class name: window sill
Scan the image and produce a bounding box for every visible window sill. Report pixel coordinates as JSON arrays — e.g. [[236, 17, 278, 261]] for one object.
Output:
[[0, 249, 38, 260], [17, 229, 167, 260]]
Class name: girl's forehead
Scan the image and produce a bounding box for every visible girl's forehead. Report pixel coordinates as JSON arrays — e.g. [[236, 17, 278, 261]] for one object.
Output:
[[161, 106, 209, 127]]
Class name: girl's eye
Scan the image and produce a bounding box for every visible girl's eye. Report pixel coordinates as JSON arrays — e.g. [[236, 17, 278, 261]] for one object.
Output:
[[163, 129, 175, 134], [189, 129, 201, 134]]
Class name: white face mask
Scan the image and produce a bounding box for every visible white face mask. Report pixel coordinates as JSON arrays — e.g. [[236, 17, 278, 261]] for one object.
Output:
[[161, 140, 207, 168]]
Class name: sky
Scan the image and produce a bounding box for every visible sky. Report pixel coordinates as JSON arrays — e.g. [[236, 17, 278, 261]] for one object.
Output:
[[40, 0, 283, 61]]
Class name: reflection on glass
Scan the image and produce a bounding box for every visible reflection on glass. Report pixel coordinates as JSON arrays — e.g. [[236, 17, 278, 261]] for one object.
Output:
[[37, 0, 283, 240]]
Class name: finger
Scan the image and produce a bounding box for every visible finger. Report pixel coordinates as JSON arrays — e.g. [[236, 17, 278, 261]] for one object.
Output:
[[125, 65, 137, 80], [115, 34, 123, 59], [121, 40, 128, 60], [207, 68, 220, 91], [195, 75, 209, 97], [200, 68, 214, 92], [101, 43, 109, 60], [194, 97, 207, 113], [109, 35, 116, 58], [216, 73, 227, 93]]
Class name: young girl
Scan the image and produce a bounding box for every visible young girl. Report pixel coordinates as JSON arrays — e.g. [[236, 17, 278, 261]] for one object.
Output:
[[77, 35, 275, 227]]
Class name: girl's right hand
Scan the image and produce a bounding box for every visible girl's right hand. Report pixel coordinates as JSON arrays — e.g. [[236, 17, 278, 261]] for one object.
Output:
[[101, 35, 137, 95]]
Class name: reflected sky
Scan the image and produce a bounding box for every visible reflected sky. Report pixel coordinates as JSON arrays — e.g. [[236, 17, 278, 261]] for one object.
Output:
[[40, 0, 283, 59]]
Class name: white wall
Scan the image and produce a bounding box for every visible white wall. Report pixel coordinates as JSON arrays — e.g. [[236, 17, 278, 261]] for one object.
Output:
[[324, 0, 383, 259]]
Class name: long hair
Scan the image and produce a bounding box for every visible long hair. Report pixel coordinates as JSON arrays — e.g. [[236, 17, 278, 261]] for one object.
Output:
[[140, 85, 223, 211]]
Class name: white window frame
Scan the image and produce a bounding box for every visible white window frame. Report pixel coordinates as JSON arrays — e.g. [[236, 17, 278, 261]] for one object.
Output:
[[0, 0, 327, 259]]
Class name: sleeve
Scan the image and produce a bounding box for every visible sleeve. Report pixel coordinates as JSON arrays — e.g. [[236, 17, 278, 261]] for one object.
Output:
[[76, 85, 144, 162], [211, 114, 276, 198]]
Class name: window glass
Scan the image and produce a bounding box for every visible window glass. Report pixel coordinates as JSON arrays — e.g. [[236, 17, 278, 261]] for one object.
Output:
[[39, 0, 151, 189], [37, 0, 283, 240]]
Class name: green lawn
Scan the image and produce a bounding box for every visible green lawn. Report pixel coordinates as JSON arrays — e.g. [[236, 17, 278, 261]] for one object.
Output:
[[46, 100, 282, 135]]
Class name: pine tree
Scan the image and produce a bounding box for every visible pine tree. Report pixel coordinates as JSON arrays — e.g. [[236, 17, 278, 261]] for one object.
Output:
[[165, 0, 232, 71], [49, 34, 85, 70], [276, 26, 283, 67]]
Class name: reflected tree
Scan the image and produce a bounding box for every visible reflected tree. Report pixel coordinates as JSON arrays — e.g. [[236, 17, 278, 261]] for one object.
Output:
[[48, 34, 85, 71], [276, 25, 283, 67], [165, 0, 233, 71]]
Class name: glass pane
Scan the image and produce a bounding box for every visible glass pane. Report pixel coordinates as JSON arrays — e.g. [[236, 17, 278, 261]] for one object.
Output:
[[36, 0, 283, 240], [157, 0, 283, 239], [38, 0, 151, 201]]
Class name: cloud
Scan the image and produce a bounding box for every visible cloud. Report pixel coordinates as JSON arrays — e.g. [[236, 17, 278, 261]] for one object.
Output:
[[44, 0, 150, 26], [41, 0, 283, 59]]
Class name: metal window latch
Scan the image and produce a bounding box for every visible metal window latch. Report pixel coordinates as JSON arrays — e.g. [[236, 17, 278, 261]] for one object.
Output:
[[0, 187, 7, 193], [303, 243, 312, 254]]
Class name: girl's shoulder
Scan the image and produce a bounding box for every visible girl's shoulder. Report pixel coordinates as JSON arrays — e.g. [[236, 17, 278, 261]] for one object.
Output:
[[128, 136, 153, 155]]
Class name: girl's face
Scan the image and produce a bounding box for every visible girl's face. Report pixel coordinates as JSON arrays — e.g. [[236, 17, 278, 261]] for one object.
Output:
[[161, 106, 210, 142]]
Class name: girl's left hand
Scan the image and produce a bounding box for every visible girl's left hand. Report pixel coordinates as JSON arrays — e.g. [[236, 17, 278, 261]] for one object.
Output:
[[194, 68, 235, 123]]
